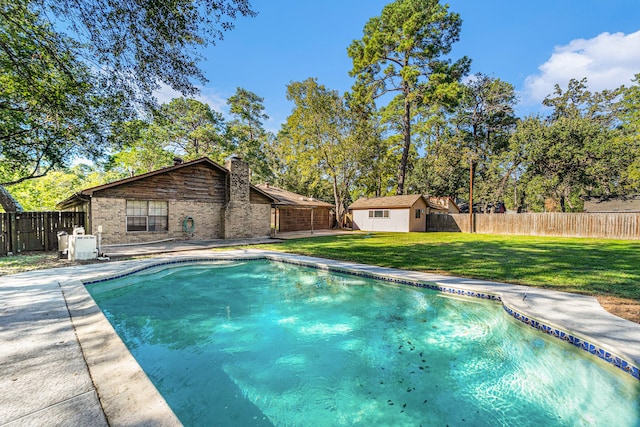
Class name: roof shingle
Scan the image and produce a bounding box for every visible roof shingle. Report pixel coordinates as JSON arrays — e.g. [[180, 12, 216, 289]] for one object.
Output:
[[255, 184, 333, 208], [348, 194, 426, 210]]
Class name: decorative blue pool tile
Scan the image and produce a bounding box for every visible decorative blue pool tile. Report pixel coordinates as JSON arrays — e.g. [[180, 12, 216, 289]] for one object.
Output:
[[503, 304, 639, 382]]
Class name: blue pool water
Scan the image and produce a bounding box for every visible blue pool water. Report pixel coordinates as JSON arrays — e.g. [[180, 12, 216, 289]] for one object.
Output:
[[87, 260, 640, 426]]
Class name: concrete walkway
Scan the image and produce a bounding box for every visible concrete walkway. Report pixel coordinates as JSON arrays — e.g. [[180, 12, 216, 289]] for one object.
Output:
[[101, 236, 280, 258], [1, 248, 639, 426], [100, 230, 357, 258]]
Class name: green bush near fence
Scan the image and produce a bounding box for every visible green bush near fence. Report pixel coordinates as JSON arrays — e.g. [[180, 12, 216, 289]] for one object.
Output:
[[259, 232, 640, 302]]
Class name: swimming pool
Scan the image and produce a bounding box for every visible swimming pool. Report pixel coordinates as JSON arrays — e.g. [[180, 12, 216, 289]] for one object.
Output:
[[87, 259, 640, 426]]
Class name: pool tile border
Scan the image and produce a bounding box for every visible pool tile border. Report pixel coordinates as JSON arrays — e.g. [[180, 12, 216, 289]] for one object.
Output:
[[82, 254, 640, 382], [502, 305, 640, 380]]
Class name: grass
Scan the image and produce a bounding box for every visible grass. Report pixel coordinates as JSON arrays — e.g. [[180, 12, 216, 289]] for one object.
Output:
[[0, 252, 62, 276], [256, 232, 640, 302], [2, 232, 638, 303]]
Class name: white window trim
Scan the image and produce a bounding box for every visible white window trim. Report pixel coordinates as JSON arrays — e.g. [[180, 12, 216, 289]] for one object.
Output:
[[126, 200, 168, 232], [368, 209, 390, 219]]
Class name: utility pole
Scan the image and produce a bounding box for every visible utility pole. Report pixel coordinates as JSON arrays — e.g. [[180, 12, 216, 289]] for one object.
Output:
[[469, 159, 474, 233]]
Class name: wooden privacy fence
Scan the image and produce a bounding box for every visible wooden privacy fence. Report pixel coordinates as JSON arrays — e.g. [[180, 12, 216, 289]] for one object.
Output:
[[0, 211, 86, 255], [427, 212, 640, 240]]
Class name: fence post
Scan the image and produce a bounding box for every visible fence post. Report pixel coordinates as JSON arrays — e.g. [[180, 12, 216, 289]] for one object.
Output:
[[9, 213, 18, 253], [0, 213, 7, 255], [43, 212, 49, 251]]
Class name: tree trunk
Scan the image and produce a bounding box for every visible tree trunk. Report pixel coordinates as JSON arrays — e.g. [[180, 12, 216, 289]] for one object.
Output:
[[396, 90, 411, 195], [493, 165, 518, 211], [0, 185, 24, 212], [469, 160, 474, 232], [331, 175, 344, 228]]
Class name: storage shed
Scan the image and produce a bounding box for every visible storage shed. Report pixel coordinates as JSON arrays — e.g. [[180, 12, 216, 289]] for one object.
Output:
[[349, 194, 432, 232], [57, 156, 276, 245]]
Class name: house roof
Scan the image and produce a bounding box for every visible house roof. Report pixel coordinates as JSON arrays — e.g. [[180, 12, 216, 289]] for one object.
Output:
[[57, 157, 276, 209], [427, 196, 460, 212], [255, 184, 333, 208], [348, 194, 428, 210], [582, 194, 640, 212]]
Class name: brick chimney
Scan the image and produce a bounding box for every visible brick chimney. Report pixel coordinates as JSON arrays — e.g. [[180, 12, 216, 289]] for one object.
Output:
[[224, 154, 251, 238], [225, 154, 250, 204]]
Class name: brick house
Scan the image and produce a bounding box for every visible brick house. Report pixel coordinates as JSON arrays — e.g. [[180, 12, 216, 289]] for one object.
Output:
[[57, 156, 276, 245], [255, 184, 334, 233]]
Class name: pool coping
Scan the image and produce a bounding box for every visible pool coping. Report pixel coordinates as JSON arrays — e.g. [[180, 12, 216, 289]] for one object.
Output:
[[2, 249, 640, 425]]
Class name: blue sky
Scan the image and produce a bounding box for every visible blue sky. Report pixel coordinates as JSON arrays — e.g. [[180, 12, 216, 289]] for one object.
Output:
[[157, 0, 640, 132]]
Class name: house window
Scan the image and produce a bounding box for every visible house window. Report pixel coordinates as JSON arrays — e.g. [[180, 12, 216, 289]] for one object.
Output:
[[415, 209, 421, 219], [126, 200, 168, 232], [368, 210, 389, 218]]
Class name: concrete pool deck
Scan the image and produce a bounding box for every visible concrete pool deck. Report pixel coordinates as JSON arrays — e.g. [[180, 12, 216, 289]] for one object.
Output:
[[2, 249, 640, 426]]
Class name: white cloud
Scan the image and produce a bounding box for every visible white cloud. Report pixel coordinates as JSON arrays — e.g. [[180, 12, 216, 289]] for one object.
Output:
[[153, 83, 228, 114], [523, 30, 640, 105]]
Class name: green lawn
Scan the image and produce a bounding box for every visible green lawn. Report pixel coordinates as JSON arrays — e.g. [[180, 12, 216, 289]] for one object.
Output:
[[2, 232, 638, 302], [0, 253, 61, 276], [257, 232, 640, 302]]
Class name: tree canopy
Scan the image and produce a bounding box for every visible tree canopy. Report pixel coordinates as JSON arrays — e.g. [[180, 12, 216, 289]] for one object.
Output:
[[226, 87, 273, 183], [275, 78, 368, 224], [0, 2, 125, 186], [4, 1, 639, 218], [348, 0, 470, 195]]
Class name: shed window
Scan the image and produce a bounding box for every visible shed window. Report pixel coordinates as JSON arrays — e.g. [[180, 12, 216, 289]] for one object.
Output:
[[415, 209, 421, 219], [126, 200, 168, 232], [368, 210, 389, 218]]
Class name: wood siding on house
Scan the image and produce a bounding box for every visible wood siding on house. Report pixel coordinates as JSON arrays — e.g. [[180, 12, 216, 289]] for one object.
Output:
[[277, 207, 331, 232], [92, 163, 228, 202], [255, 184, 334, 233], [250, 190, 273, 205]]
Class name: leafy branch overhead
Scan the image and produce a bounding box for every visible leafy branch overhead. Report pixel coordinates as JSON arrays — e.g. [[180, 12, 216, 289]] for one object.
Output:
[[0, 0, 255, 191], [43, 0, 256, 103], [1, 1, 123, 186]]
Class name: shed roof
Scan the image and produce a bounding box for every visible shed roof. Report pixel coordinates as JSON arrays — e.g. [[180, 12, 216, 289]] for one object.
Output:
[[255, 184, 333, 208], [348, 194, 427, 210]]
